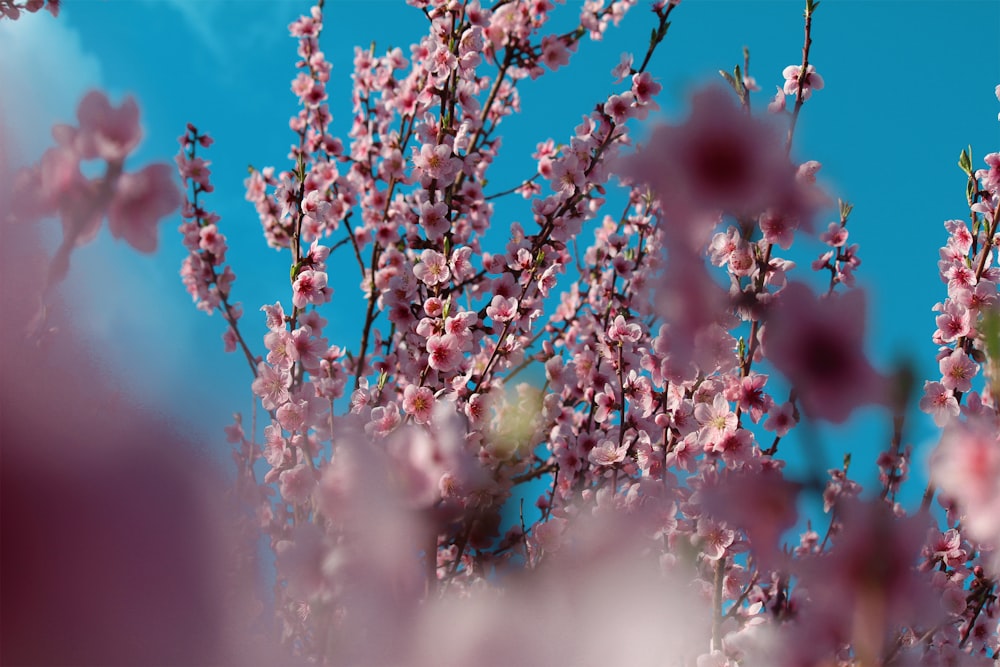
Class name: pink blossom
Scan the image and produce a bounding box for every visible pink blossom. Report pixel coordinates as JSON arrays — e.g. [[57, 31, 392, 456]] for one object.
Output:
[[694, 394, 736, 443], [758, 209, 797, 249], [413, 143, 460, 182], [626, 86, 796, 225], [933, 299, 972, 343], [701, 468, 800, 569], [762, 282, 883, 422], [695, 518, 735, 561], [402, 384, 435, 425], [782, 64, 824, 101], [607, 314, 641, 343], [486, 295, 517, 323], [413, 249, 451, 286], [819, 221, 848, 247], [932, 417, 1000, 544], [736, 373, 772, 423], [540, 35, 571, 70], [107, 164, 183, 253], [632, 71, 662, 104], [252, 362, 290, 411], [418, 201, 450, 240], [611, 52, 633, 83], [588, 439, 628, 466], [75, 90, 142, 162], [762, 401, 796, 436], [939, 348, 978, 393], [426, 334, 462, 372], [767, 85, 786, 113], [292, 269, 330, 309], [279, 463, 317, 506], [367, 402, 402, 437], [594, 383, 617, 423], [976, 152, 1000, 195], [920, 382, 959, 428]]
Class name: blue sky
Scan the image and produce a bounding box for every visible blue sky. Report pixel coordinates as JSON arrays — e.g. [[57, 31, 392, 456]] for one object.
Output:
[[1, 0, 998, 499]]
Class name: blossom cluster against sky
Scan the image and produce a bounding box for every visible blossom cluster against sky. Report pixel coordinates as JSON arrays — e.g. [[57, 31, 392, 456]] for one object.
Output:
[[1, 1, 998, 493]]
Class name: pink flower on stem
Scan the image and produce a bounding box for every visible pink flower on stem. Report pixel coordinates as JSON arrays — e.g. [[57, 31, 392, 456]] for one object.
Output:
[[280, 463, 317, 506], [611, 52, 633, 83], [426, 334, 461, 372], [292, 269, 330, 309], [736, 373, 772, 424], [486, 295, 517, 323], [413, 249, 451, 286], [588, 439, 628, 467], [607, 314, 641, 343], [252, 362, 290, 411], [763, 401, 796, 436], [767, 85, 786, 113], [631, 71, 662, 105], [695, 518, 735, 561], [593, 383, 617, 423], [919, 381, 960, 427], [419, 201, 450, 240], [782, 64, 824, 101], [758, 209, 797, 250], [402, 384, 435, 425], [939, 348, 978, 393], [694, 394, 736, 444], [413, 143, 460, 182], [933, 300, 971, 343]]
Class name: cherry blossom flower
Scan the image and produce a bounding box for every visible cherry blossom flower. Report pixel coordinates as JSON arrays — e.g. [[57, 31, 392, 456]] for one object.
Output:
[[763, 282, 883, 422], [607, 314, 641, 343], [762, 401, 796, 436], [413, 143, 461, 182], [626, 86, 797, 226], [74, 90, 142, 163], [695, 518, 735, 561], [588, 439, 628, 466], [280, 463, 317, 506], [939, 348, 978, 393], [695, 394, 737, 443], [413, 249, 451, 286], [402, 384, 435, 425], [486, 295, 517, 323], [781, 64, 824, 101], [932, 416, 1000, 545], [107, 164, 182, 253], [426, 334, 461, 372], [292, 269, 330, 308]]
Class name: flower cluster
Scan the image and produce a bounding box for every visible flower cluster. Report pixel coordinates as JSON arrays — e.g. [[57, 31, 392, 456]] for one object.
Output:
[[8, 0, 1000, 665]]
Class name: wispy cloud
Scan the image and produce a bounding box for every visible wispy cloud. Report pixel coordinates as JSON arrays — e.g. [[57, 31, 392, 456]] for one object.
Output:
[[0, 11, 102, 165], [149, 0, 232, 67]]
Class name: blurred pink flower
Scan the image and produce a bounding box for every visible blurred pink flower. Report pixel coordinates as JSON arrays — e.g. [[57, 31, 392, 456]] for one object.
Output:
[[107, 163, 182, 253], [75, 90, 142, 163], [762, 282, 883, 422]]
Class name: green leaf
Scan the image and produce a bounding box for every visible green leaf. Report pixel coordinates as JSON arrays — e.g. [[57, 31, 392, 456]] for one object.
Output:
[[719, 69, 736, 88], [959, 147, 973, 175]]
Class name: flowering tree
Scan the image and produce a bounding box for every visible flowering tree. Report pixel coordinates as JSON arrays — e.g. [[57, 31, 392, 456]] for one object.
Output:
[[4, 0, 1000, 665]]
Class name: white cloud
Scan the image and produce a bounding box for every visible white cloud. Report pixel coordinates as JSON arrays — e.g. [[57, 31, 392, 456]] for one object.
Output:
[[0, 11, 102, 166]]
